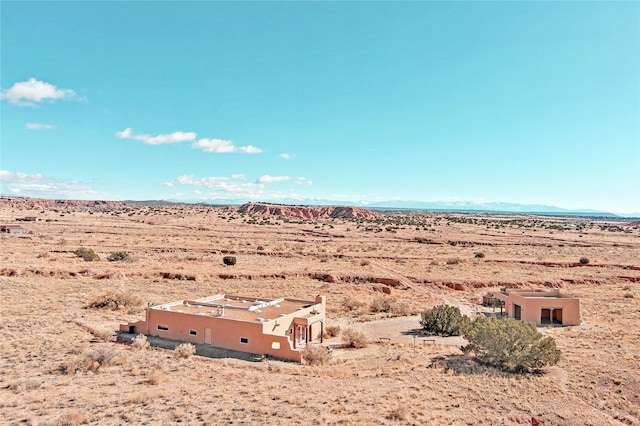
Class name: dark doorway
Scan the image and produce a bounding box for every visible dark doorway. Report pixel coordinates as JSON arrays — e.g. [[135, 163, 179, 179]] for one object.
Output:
[[552, 309, 563, 325], [541, 309, 551, 325], [514, 304, 521, 320]]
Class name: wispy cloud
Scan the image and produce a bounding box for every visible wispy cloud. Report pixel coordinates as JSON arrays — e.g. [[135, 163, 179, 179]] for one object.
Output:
[[296, 177, 313, 186], [116, 128, 196, 145], [117, 128, 262, 153], [0, 170, 112, 199], [257, 175, 290, 184], [1, 78, 78, 107], [192, 138, 262, 154], [25, 122, 54, 130], [280, 153, 295, 160]]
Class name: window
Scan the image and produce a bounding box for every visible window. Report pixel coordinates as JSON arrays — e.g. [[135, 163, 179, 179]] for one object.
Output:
[[157, 324, 169, 331], [271, 342, 280, 350], [189, 329, 197, 336], [240, 337, 249, 344]]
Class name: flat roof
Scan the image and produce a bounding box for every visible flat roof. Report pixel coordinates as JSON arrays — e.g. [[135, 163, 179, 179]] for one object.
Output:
[[151, 294, 321, 323]]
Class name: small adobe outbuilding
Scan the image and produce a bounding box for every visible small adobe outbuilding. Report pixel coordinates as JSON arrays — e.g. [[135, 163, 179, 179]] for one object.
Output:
[[494, 288, 580, 326]]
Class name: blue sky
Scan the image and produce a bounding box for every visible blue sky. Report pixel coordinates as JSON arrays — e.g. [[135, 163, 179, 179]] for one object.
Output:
[[1, 2, 639, 213]]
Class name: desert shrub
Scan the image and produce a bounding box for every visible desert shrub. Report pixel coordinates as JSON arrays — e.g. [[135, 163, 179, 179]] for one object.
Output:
[[146, 368, 168, 385], [74, 247, 99, 261], [370, 296, 392, 313], [301, 344, 331, 366], [623, 293, 634, 299], [131, 334, 150, 350], [446, 258, 459, 265], [223, 256, 236, 266], [323, 325, 341, 338], [420, 304, 470, 336], [462, 316, 561, 373], [386, 406, 408, 421], [360, 260, 370, 266], [174, 343, 196, 358], [474, 252, 486, 258], [341, 328, 368, 349], [106, 251, 131, 262], [87, 291, 143, 310], [85, 344, 121, 371], [256, 245, 264, 251], [579, 257, 590, 264]]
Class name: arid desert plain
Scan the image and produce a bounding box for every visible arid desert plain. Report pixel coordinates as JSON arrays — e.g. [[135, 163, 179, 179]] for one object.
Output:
[[1, 198, 639, 425]]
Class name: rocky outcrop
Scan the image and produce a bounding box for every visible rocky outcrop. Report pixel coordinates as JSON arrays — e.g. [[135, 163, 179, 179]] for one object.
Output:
[[0, 196, 127, 210], [237, 202, 383, 221]]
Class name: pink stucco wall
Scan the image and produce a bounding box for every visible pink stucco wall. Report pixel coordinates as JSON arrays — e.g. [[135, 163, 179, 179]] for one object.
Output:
[[495, 290, 580, 326]]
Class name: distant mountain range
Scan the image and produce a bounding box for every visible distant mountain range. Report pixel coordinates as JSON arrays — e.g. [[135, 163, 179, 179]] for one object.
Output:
[[166, 197, 638, 218]]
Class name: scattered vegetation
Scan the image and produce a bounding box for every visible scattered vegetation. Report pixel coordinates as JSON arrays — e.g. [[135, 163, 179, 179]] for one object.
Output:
[[474, 252, 486, 258], [87, 291, 143, 311], [420, 304, 470, 337], [341, 328, 368, 348], [301, 344, 331, 366], [106, 251, 132, 262], [223, 256, 237, 266], [579, 257, 590, 264], [74, 247, 100, 261], [323, 325, 341, 338], [462, 316, 561, 373]]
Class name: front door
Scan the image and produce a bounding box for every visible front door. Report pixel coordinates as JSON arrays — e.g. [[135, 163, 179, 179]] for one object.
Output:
[[296, 325, 307, 346], [204, 328, 212, 344], [514, 304, 521, 320]]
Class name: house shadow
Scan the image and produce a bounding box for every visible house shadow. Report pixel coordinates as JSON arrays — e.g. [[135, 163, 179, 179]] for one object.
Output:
[[117, 332, 266, 363]]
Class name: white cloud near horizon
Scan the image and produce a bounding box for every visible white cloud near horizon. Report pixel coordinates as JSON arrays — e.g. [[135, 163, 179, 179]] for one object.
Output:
[[296, 177, 313, 186], [0, 170, 112, 199], [116, 128, 197, 145], [1, 78, 78, 107], [280, 153, 295, 160], [192, 138, 262, 154], [257, 175, 290, 184], [25, 122, 54, 130]]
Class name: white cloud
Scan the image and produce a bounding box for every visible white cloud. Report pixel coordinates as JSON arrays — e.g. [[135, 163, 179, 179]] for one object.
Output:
[[280, 153, 295, 160], [257, 175, 290, 184], [116, 127, 196, 145], [231, 174, 246, 180], [161, 182, 175, 187], [25, 122, 54, 130], [192, 138, 262, 154], [0, 170, 112, 199], [296, 177, 313, 186], [1, 78, 78, 107]]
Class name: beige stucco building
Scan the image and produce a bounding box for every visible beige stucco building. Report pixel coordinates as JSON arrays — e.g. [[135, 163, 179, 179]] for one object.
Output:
[[494, 288, 580, 326], [120, 294, 326, 362]]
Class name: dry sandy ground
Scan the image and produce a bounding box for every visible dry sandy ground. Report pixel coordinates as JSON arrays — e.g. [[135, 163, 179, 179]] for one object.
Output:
[[0, 204, 639, 425]]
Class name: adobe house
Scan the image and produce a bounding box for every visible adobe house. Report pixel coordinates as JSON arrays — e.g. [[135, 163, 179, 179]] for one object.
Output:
[[0, 225, 24, 234], [120, 294, 326, 362], [494, 288, 580, 326]]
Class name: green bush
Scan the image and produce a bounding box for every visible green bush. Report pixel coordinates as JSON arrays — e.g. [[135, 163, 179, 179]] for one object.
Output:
[[420, 304, 470, 336], [223, 256, 236, 266], [74, 247, 100, 261], [462, 316, 561, 373], [107, 251, 131, 262], [579, 257, 590, 264]]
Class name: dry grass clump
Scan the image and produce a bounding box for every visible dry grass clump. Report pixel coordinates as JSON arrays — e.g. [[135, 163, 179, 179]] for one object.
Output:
[[341, 328, 368, 349], [370, 296, 413, 316], [9, 379, 41, 393], [174, 342, 196, 358], [58, 344, 122, 374], [86, 291, 143, 311], [146, 367, 168, 385], [386, 406, 408, 421], [52, 409, 89, 425], [131, 334, 150, 350], [301, 344, 331, 366], [324, 325, 341, 338]]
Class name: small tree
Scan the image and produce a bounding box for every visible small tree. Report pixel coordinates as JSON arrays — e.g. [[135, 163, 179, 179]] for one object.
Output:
[[420, 304, 470, 336], [223, 256, 236, 266], [462, 316, 561, 373]]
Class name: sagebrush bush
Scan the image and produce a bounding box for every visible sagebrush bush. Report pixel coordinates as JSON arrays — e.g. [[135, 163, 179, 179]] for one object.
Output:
[[579, 257, 590, 264], [462, 316, 561, 373], [87, 291, 143, 310], [341, 328, 368, 348], [474, 252, 486, 258], [223, 256, 236, 266], [323, 325, 341, 338], [74, 247, 99, 261], [174, 343, 196, 358], [301, 344, 331, 366], [446, 258, 459, 265], [420, 304, 470, 336], [107, 251, 131, 262], [131, 334, 150, 350]]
